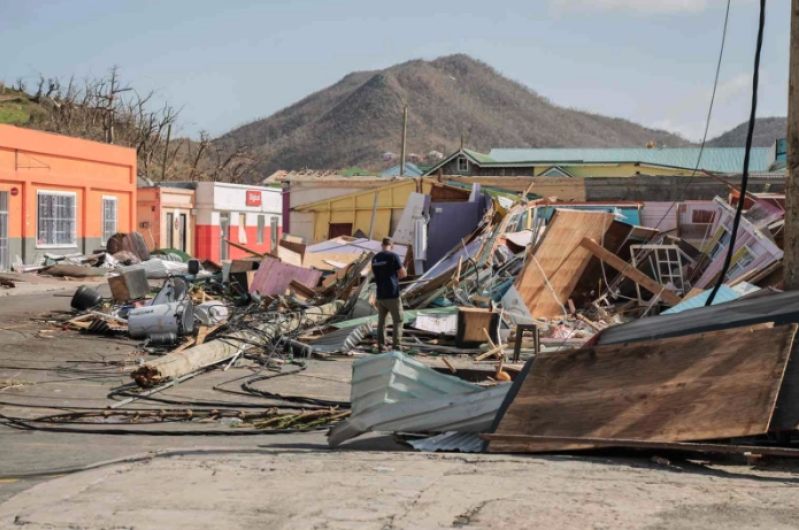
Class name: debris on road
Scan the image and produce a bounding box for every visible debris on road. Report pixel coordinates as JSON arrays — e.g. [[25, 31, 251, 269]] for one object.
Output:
[[11, 184, 799, 460]]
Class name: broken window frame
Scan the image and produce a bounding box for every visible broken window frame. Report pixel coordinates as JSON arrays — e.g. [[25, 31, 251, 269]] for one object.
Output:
[[707, 225, 732, 262], [725, 246, 756, 282], [629, 244, 695, 304]]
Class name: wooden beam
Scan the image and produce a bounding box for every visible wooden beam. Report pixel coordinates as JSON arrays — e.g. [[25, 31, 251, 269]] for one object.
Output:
[[223, 238, 266, 258], [481, 433, 799, 458], [579, 237, 681, 306]]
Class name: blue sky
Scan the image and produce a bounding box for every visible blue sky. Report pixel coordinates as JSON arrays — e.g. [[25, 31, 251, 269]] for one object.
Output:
[[0, 0, 789, 141]]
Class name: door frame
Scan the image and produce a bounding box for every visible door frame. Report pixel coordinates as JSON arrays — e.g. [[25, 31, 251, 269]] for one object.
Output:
[[219, 213, 230, 261], [0, 191, 8, 271]]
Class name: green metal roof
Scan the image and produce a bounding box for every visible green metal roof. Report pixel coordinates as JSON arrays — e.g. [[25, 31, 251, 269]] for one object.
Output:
[[482, 147, 770, 173], [462, 148, 496, 164]]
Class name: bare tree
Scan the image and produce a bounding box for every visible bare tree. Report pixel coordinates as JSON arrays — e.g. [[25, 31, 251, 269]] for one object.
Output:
[[18, 67, 258, 183]]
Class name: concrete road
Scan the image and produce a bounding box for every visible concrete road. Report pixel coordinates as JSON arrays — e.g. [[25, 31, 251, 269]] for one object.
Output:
[[3, 288, 799, 529], [0, 287, 405, 502], [3, 451, 799, 529]]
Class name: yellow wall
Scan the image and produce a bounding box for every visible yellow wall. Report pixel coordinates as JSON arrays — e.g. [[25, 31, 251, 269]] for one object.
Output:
[[296, 179, 432, 243], [532, 164, 688, 178]]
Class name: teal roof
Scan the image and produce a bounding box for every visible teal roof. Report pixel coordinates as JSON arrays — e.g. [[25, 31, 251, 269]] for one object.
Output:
[[462, 148, 496, 164], [381, 162, 424, 177], [484, 147, 770, 173]]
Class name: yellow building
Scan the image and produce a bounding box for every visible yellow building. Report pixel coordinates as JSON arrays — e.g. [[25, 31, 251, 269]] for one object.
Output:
[[291, 178, 469, 243]]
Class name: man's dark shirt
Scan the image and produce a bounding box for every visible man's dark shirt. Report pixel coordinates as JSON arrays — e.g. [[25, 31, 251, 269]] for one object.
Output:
[[372, 250, 403, 300]]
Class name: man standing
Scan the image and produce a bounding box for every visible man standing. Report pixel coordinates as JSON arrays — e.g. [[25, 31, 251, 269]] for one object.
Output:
[[371, 237, 407, 351]]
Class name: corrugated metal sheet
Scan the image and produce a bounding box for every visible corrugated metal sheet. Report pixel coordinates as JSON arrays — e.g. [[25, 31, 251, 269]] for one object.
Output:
[[486, 147, 770, 173], [348, 350, 481, 416], [409, 432, 485, 453], [328, 383, 510, 447], [306, 324, 370, 354], [598, 290, 799, 346]]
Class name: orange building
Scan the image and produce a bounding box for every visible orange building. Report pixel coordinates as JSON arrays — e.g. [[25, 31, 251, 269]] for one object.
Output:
[[136, 184, 196, 255], [0, 125, 137, 269]]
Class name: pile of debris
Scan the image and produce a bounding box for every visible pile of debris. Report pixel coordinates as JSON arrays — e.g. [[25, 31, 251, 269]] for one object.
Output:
[[34, 180, 799, 458], [323, 184, 799, 458]]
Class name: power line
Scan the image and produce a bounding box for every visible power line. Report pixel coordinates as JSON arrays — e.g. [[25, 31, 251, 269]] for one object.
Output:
[[648, 0, 732, 236], [706, 0, 767, 306]]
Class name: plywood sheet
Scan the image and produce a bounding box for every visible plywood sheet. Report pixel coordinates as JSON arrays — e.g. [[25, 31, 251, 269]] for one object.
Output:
[[489, 324, 796, 454], [392, 192, 428, 245], [249, 256, 323, 296], [514, 210, 616, 318], [302, 252, 363, 272]]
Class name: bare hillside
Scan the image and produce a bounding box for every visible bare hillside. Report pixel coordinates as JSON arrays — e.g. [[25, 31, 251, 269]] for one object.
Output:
[[706, 117, 786, 148], [219, 54, 692, 175]]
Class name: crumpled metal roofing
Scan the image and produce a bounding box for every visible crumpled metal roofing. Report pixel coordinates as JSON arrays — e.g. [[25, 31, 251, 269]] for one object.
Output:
[[409, 432, 485, 453]]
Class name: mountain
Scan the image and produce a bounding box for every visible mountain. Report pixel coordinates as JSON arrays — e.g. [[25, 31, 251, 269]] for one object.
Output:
[[706, 117, 786, 148], [219, 55, 692, 176]]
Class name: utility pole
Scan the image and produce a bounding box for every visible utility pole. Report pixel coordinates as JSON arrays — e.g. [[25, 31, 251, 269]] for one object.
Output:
[[787, 0, 799, 289], [400, 105, 408, 177]]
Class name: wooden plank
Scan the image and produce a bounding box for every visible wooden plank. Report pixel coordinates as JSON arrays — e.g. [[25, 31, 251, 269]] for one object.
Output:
[[249, 257, 323, 296], [514, 210, 617, 318], [196, 323, 224, 346], [488, 325, 796, 454], [481, 433, 799, 458], [223, 238, 266, 258], [170, 338, 196, 354], [288, 279, 317, 299], [579, 237, 682, 306]]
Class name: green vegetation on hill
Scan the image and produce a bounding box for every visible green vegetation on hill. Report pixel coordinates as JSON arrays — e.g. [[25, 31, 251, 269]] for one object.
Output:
[[0, 88, 45, 126]]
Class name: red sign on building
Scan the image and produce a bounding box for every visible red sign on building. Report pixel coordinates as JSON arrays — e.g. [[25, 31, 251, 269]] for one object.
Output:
[[246, 190, 262, 207]]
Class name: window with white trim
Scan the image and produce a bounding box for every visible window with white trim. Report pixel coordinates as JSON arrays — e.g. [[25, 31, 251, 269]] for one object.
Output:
[[457, 156, 468, 172], [102, 197, 118, 245], [707, 225, 731, 261], [725, 247, 756, 281], [37, 192, 76, 247]]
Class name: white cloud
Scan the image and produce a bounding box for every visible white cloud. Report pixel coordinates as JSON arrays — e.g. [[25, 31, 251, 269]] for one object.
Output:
[[551, 0, 717, 15]]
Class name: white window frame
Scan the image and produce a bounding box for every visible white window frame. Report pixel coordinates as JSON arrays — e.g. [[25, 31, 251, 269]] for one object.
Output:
[[457, 156, 469, 172], [725, 246, 756, 281], [707, 225, 731, 261], [102, 196, 118, 246], [36, 190, 77, 249]]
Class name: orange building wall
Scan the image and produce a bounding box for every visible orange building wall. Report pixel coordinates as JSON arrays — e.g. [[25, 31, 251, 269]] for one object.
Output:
[[135, 186, 196, 254], [0, 125, 137, 267]]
